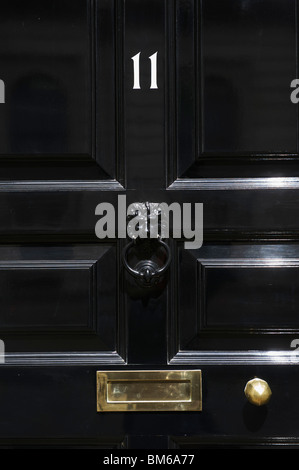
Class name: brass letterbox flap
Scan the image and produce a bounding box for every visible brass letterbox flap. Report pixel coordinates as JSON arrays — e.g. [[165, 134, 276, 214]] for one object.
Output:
[[96, 370, 202, 412]]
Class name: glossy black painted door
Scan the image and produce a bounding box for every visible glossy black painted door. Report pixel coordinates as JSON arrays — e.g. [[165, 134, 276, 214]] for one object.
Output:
[[0, 0, 299, 449]]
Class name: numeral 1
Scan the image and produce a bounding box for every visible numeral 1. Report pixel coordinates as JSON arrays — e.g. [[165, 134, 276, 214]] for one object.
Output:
[[131, 52, 158, 90], [149, 52, 158, 89], [132, 52, 141, 89]]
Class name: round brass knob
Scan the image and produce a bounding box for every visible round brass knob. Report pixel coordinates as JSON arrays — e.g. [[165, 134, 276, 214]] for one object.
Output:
[[244, 378, 272, 406]]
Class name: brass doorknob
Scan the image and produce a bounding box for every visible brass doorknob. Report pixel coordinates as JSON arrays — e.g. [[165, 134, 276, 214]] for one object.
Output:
[[244, 378, 272, 406]]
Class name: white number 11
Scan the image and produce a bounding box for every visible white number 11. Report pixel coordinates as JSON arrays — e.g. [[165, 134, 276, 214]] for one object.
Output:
[[131, 51, 158, 90]]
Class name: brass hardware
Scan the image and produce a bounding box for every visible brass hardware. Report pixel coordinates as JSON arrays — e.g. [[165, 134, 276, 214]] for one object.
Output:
[[244, 378, 272, 406], [96, 370, 202, 412]]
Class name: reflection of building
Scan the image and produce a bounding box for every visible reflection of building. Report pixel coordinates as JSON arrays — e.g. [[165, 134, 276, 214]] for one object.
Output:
[[0, 0, 90, 155], [202, 0, 296, 153]]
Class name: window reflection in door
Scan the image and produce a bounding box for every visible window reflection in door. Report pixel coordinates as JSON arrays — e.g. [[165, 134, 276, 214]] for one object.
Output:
[[10, 73, 67, 154]]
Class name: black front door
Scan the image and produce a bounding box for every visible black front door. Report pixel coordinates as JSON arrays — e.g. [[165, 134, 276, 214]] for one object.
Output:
[[0, 0, 299, 450]]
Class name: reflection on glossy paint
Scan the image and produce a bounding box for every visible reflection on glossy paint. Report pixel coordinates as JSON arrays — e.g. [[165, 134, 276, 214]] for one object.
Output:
[[0, 0, 90, 155], [202, 0, 297, 153]]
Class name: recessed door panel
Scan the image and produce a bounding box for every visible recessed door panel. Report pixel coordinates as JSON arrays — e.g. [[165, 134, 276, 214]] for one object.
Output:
[[0, 244, 125, 363], [0, 0, 120, 182], [170, 243, 299, 358], [173, 0, 299, 180]]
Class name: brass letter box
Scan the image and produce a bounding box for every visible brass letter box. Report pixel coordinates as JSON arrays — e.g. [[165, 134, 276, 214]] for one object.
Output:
[[96, 370, 202, 412]]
